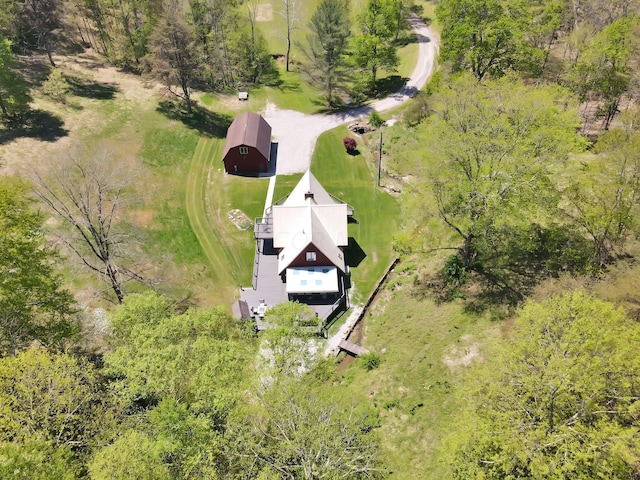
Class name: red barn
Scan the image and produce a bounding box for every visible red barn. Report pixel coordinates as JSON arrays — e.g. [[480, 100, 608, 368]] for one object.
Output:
[[222, 112, 272, 174]]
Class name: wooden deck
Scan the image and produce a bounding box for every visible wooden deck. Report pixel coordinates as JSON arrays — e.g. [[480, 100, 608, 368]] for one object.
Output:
[[240, 239, 345, 324], [338, 339, 369, 357]]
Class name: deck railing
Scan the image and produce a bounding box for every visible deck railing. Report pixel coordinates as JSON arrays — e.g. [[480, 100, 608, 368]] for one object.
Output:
[[254, 216, 273, 239]]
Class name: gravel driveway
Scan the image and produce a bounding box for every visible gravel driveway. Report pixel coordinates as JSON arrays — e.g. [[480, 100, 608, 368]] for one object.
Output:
[[263, 15, 438, 175]]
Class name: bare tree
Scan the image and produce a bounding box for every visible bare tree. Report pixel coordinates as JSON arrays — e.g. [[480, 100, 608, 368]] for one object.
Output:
[[276, 0, 300, 72], [32, 149, 148, 303], [146, 8, 200, 113], [17, 0, 61, 66]]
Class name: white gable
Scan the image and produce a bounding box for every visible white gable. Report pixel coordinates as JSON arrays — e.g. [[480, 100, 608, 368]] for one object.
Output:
[[276, 207, 345, 274], [270, 171, 349, 275], [282, 170, 338, 207]]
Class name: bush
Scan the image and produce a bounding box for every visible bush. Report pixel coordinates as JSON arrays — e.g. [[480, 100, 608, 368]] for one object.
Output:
[[443, 254, 468, 286], [42, 68, 70, 104], [369, 110, 385, 128], [343, 137, 357, 152], [360, 352, 381, 371]]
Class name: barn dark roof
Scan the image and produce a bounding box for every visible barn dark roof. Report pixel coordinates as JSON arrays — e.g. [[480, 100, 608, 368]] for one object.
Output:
[[222, 112, 272, 161]]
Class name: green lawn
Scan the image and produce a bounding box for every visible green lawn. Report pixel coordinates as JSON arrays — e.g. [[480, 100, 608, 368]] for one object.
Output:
[[311, 127, 401, 301], [252, 66, 327, 114], [273, 173, 303, 203], [186, 137, 270, 302]]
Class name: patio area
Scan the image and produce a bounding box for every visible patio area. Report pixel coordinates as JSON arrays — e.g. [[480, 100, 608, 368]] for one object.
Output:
[[240, 239, 348, 324]]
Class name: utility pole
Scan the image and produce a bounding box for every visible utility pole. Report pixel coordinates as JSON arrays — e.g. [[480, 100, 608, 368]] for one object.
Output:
[[378, 130, 382, 187]]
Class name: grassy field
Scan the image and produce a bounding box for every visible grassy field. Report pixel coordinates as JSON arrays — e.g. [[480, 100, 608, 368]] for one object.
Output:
[[184, 124, 401, 307], [185, 137, 270, 300], [311, 126, 401, 301], [332, 268, 502, 478]]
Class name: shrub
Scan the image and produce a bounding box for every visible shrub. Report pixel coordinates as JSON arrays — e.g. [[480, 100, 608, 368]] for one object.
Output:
[[369, 110, 385, 128], [443, 254, 468, 286], [343, 137, 357, 152], [42, 68, 70, 104], [360, 352, 381, 371]]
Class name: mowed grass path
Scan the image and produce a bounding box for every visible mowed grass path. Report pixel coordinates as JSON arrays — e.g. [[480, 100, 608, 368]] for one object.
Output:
[[186, 137, 268, 302], [187, 126, 399, 305]]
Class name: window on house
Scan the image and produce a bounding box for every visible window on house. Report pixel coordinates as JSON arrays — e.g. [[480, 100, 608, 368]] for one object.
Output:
[[306, 251, 316, 262], [239, 146, 249, 155]]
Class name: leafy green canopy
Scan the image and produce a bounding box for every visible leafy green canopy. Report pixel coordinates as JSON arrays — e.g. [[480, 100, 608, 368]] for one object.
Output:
[[436, 0, 537, 80], [351, 0, 399, 90], [227, 383, 385, 479], [0, 177, 77, 354], [105, 292, 251, 418], [94, 293, 254, 478], [0, 349, 121, 463], [260, 301, 323, 380], [0, 437, 79, 480], [0, 35, 31, 122], [444, 291, 640, 479], [562, 110, 640, 266], [421, 74, 583, 294]]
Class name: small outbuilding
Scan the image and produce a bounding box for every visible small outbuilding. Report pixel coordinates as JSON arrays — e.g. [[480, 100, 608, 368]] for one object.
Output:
[[222, 112, 272, 174]]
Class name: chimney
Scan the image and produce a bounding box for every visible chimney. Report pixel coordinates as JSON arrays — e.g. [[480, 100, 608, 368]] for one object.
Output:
[[304, 191, 314, 200]]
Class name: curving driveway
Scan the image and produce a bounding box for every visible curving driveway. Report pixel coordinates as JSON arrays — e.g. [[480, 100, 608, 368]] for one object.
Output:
[[263, 14, 439, 176]]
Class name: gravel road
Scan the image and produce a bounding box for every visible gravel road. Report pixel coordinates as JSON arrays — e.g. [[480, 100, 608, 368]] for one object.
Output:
[[263, 14, 439, 175]]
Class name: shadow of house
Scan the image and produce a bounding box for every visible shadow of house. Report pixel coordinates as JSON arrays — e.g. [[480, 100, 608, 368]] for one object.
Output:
[[344, 237, 366, 268], [222, 112, 272, 175]]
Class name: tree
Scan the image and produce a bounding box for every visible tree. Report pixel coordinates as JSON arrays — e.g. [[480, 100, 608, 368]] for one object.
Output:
[[422, 74, 582, 286], [0, 437, 79, 480], [569, 16, 639, 129], [228, 383, 385, 479], [301, 0, 351, 107], [444, 291, 640, 478], [0, 177, 77, 354], [352, 0, 399, 91], [88, 429, 172, 480], [0, 349, 121, 454], [146, 9, 200, 113], [259, 302, 322, 380], [0, 0, 18, 33], [41, 67, 70, 103], [15, 0, 62, 66], [0, 35, 32, 123], [189, 0, 240, 88], [228, 16, 273, 84], [32, 149, 146, 304], [528, 0, 564, 74], [278, 0, 301, 72], [436, 0, 535, 80], [104, 292, 250, 419], [562, 110, 640, 266]]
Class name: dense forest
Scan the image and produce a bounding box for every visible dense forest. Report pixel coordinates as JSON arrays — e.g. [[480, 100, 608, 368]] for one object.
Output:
[[1, 0, 640, 478]]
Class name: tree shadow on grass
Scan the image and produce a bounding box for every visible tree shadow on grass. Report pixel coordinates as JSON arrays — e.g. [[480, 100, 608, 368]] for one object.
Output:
[[373, 75, 410, 99], [156, 101, 232, 138], [463, 225, 593, 314], [66, 75, 120, 100], [0, 109, 68, 145]]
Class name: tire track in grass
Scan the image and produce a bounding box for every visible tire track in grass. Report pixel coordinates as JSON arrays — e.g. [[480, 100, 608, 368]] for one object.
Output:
[[186, 137, 238, 297]]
